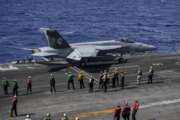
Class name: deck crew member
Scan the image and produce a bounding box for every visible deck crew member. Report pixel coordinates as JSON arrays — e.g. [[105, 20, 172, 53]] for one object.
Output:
[[26, 76, 32, 95], [88, 76, 94, 93], [107, 71, 111, 85], [103, 71, 108, 92], [2, 79, 9, 95], [78, 71, 85, 89], [113, 105, 121, 120], [13, 81, 19, 96], [131, 100, 140, 120], [137, 68, 142, 85], [120, 72, 125, 89], [112, 72, 116, 88], [122, 102, 131, 120], [67, 72, 75, 90], [115, 67, 120, 86], [148, 66, 154, 84], [10, 95, 18, 117], [44, 113, 52, 120], [98, 71, 103, 89], [61, 113, 69, 120], [50, 73, 56, 93]]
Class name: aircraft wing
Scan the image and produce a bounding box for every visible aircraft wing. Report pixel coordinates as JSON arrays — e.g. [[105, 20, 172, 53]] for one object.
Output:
[[95, 45, 123, 50], [67, 46, 99, 61], [67, 45, 123, 61], [32, 52, 58, 57]]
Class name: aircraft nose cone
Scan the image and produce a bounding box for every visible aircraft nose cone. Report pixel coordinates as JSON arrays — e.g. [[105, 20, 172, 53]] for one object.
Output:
[[143, 44, 156, 51], [141, 43, 156, 51], [148, 45, 156, 50]]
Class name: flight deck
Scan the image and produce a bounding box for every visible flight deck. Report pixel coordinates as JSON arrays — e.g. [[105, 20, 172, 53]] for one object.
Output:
[[0, 53, 180, 120]]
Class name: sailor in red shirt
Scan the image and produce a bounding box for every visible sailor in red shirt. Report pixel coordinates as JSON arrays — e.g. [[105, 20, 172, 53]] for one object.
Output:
[[98, 71, 103, 89], [113, 105, 121, 120], [26, 76, 32, 95], [131, 100, 140, 120], [10, 95, 18, 117]]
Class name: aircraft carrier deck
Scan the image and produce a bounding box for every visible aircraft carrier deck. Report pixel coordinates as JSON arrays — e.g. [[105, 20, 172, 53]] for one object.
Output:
[[0, 53, 180, 120]]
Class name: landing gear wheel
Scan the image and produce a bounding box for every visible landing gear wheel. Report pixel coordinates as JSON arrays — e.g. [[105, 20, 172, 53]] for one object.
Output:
[[80, 60, 86, 67]]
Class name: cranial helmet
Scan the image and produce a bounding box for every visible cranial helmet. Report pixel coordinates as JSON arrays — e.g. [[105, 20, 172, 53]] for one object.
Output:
[[26, 114, 30, 118], [63, 113, 67, 117], [75, 117, 79, 120], [46, 113, 50, 117]]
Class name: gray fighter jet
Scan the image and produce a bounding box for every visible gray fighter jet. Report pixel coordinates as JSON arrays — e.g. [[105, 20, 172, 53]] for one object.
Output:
[[32, 28, 156, 66]]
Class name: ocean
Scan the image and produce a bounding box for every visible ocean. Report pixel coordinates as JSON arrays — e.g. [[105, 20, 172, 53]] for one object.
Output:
[[0, 0, 180, 63]]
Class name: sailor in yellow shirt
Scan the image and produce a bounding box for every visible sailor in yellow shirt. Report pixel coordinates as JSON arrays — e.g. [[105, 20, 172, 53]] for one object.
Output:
[[78, 71, 85, 89]]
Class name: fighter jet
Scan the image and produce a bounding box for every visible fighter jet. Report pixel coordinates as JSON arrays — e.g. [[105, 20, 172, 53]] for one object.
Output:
[[32, 28, 156, 66]]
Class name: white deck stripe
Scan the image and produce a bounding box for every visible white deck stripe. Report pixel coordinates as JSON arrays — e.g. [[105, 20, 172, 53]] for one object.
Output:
[[118, 65, 139, 69], [141, 98, 180, 109], [109, 65, 139, 70]]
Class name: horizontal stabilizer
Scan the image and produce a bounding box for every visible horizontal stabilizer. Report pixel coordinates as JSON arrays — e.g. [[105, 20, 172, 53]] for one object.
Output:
[[32, 52, 58, 57]]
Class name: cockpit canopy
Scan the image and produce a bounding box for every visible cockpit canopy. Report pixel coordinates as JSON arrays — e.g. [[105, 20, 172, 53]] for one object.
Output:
[[120, 39, 135, 43]]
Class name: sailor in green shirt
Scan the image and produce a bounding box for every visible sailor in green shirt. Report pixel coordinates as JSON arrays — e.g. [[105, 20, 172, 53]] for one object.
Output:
[[67, 72, 75, 90], [120, 72, 125, 89], [112, 73, 116, 88], [2, 79, 9, 95], [13, 80, 19, 95]]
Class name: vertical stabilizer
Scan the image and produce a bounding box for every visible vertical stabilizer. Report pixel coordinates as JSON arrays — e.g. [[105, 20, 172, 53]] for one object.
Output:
[[40, 28, 70, 49]]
